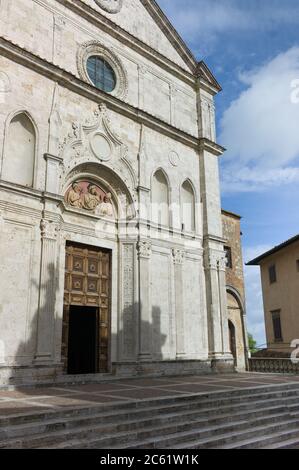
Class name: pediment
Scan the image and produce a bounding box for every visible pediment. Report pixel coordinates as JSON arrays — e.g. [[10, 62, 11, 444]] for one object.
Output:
[[81, 0, 197, 73]]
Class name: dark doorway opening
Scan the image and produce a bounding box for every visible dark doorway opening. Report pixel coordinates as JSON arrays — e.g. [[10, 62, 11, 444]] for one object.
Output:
[[67, 306, 99, 375]]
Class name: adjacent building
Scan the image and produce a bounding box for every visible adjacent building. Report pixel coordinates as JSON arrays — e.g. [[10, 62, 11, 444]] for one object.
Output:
[[0, 0, 237, 386], [222, 210, 248, 370], [247, 234, 299, 354]]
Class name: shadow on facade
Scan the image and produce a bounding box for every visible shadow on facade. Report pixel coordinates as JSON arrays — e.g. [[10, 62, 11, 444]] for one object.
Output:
[[0, 263, 167, 409]]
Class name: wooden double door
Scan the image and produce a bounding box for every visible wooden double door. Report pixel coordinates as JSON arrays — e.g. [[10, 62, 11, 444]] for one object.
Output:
[[62, 242, 111, 374]]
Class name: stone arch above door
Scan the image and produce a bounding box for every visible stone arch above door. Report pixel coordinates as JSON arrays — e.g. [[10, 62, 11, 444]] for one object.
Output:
[[63, 162, 136, 220]]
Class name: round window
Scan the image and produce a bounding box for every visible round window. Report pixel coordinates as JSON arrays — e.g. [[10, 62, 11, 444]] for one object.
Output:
[[86, 56, 116, 93]]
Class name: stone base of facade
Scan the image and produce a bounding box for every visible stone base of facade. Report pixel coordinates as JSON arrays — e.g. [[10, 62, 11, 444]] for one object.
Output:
[[210, 356, 236, 374], [0, 358, 238, 388], [112, 360, 213, 378]]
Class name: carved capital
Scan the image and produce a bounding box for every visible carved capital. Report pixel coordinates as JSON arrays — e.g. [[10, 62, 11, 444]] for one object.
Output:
[[172, 249, 185, 265], [218, 255, 227, 272], [204, 251, 219, 270], [40, 220, 60, 241], [137, 240, 152, 259], [204, 250, 227, 271]]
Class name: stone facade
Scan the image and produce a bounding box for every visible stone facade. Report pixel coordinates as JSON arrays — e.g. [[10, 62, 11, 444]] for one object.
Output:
[[0, 0, 233, 386], [222, 210, 248, 370]]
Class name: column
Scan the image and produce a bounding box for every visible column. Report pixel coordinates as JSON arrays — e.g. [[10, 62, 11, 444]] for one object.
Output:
[[137, 240, 152, 362], [34, 219, 60, 364], [172, 249, 185, 359]]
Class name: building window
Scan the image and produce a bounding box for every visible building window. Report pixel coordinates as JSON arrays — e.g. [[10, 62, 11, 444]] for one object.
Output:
[[224, 246, 233, 269], [77, 41, 128, 99], [296, 260, 299, 272], [269, 264, 277, 284], [86, 56, 116, 93], [271, 310, 283, 342]]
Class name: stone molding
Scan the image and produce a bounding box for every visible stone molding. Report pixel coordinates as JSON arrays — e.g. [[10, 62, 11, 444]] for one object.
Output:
[[77, 40, 128, 100], [137, 240, 152, 259], [0, 37, 204, 151]]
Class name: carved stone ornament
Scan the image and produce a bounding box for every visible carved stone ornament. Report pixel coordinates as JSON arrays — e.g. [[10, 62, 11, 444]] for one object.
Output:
[[172, 249, 185, 265], [94, 0, 123, 14], [40, 220, 60, 240], [169, 150, 180, 167], [77, 41, 128, 99], [137, 240, 152, 259], [64, 180, 114, 218]]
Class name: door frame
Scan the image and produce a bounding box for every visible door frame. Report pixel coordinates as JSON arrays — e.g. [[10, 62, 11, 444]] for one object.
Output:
[[62, 241, 112, 374]]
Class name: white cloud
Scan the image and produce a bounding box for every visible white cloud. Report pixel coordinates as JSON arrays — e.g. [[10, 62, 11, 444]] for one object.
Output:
[[220, 47, 299, 192], [243, 245, 272, 348], [158, 0, 299, 55]]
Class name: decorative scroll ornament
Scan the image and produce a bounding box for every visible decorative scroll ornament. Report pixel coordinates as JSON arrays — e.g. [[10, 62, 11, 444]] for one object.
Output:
[[94, 0, 123, 14], [64, 180, 114, 218]]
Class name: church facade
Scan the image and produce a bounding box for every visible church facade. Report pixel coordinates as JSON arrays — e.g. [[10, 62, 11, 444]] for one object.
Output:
[[0, 0, 234, 386]]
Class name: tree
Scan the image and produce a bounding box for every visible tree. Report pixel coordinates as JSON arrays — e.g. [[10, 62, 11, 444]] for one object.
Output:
[[248, 333, 258, 354]]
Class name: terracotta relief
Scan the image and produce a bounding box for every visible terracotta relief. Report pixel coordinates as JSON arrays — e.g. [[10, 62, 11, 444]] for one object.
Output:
[[64, 181, 114, 217]]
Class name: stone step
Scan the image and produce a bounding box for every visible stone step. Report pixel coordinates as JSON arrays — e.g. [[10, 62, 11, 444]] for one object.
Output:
[[1, 382, 299, 430], [220, 426, 299, 449], [169, 418, 299, 450], [2, 389, 299, 442], [42, 410, 299, 450], [262, 434, 299, 449], [2, 400, 295, 449], [1, 382, 299, 449]]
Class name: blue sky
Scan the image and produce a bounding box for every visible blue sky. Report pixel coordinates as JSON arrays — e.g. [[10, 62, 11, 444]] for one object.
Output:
[[158, 0, 299, 346]]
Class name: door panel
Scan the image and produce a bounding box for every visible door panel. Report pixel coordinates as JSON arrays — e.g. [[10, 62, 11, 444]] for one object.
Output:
[[62, 243, 111, 373]]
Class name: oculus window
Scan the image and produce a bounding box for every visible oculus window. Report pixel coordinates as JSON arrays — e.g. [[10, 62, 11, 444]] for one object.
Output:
[[87, 56, 116, 93]]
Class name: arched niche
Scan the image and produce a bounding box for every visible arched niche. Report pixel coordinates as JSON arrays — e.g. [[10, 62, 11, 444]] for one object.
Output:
[[2, 112, 36, 187], [181, 179, 195, 232], [63, 162, 136, 220], [151, 169, 170, 226]]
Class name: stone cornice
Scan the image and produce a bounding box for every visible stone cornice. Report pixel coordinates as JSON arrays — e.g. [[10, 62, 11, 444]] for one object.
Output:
[[55, 0, 196, 85], [0, 37, 225, 155], [0, 36, 202, 150], [199, 138, 226, 157], [140, 0, 197, 72]]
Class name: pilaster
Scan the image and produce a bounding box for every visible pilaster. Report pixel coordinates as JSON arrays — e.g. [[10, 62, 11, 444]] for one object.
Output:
[[172, 249, 185, 359], [34, 219, 60, 364], [137, 240, 152, 361]]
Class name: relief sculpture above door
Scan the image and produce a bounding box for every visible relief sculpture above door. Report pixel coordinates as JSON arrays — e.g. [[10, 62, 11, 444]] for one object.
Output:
[[64, 181, 114, 217]]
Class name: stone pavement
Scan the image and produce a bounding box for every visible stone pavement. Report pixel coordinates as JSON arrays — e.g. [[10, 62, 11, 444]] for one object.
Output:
[[1, 372, 299, 418]]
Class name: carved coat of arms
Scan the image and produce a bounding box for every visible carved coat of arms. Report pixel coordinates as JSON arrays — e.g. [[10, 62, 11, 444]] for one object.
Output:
[[94, 0, 123, 14]]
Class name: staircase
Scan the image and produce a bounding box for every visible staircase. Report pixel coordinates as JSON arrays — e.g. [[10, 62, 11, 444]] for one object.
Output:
[[1, 383, 299, 449]]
